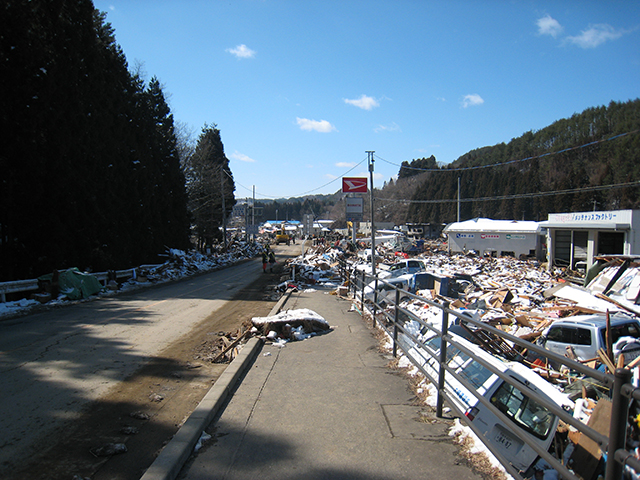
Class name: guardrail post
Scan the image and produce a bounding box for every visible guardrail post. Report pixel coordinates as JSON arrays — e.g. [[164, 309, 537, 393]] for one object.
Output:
[[360, 270, 366, 312], [372, 276, 379, 326], [436, 301, 450, 418], [393, 287, 400, 357], [605, 368, 632, 480]]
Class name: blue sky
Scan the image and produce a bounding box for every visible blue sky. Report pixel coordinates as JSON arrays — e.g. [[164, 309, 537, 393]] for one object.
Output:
[[93, 1, 639, 200]]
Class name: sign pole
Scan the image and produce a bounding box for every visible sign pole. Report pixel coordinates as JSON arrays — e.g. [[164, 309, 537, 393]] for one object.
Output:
[[352, 218, 357, 245]]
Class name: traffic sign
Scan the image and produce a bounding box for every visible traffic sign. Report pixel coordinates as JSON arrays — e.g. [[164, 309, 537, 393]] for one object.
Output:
[[342, 177, 368, 193], [345, 196, 364, 221]]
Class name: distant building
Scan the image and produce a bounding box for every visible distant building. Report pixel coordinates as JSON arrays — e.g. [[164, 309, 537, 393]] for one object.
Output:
[[401, 222, 445, 239], [443, 218, 543, 259], [306, 220, 333, 236], [359, 221, 395, 235], [539, 209, 640, 270]]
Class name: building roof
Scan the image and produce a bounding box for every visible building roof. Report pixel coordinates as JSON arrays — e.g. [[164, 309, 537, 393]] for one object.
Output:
[[444, 218, 541, 234]]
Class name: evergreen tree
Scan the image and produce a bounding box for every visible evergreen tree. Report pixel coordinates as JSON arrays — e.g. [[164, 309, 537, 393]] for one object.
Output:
[[0, 1, 191, 280], [398, 156, 438, 179], [184, 125, 236, 250]]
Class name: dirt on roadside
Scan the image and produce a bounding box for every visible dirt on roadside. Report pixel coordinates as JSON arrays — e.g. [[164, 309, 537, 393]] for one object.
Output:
[[6, 263, 288, 480]]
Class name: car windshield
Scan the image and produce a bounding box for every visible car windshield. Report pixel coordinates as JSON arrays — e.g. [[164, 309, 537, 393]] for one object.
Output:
[[457, 358, 494, 390], [490, 381, 555, 440], [599, 322, 640, 347]]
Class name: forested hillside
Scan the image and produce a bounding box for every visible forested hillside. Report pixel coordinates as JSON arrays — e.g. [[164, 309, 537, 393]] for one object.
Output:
[[376, 99, 640, 225], [1, 1, 193, 281]]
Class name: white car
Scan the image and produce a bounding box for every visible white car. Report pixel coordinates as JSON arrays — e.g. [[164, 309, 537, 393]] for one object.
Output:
[[377, 259, 427, 279], [363, 274, 413, 306], [537, 313, 640, 367], [416, 332, 573, 473]]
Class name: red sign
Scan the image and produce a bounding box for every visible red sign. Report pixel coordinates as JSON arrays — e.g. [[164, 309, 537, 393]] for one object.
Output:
[[342, 177, 368, 193]]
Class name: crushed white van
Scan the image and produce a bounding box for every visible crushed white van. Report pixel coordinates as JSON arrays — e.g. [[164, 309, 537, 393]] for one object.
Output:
[[416, 332, 573, 473]]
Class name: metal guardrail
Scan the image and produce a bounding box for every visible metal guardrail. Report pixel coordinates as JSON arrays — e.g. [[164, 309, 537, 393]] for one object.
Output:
[[339, 258, 640, 480], [0, 266, 162, 303], [0, 279, 40, 301]]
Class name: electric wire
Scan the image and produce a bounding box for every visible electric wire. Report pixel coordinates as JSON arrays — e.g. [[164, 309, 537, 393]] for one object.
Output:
[[376, 180, 640, 205], [225, 129, 638, 203], [234, 156, 368, 199], [375, 129, 639, 173]]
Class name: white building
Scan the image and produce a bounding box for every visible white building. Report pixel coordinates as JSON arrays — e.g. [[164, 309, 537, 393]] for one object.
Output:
[[443, 218, 543, 259], [539, 209, 640, 270], [358, 221, 395, 235]]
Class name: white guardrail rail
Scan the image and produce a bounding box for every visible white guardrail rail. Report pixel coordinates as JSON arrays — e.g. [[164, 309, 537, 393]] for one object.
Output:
[[0, 266, 162, 303]]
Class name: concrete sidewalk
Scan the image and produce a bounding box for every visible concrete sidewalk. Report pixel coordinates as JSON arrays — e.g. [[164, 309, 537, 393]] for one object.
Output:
[[177, 287, 481, 480]]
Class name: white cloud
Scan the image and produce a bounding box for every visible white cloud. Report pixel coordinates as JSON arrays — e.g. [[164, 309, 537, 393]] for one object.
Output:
[[336, 162, 355, 168], [325, 173, 338, 180], [461, 94, 484, 108], [374, 122, 401, 133], [296, 117, 336, 133], [230, 151, 255, 163], [226, 44, 256, 59], [565, 24, 625, 48], [344, 94, 380, 110], [536, 14, 563, 38]]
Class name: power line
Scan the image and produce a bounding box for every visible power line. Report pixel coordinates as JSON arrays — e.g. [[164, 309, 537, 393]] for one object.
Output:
[[230, 129, 639, 201], [375, 129, 639, 174], [235, 156, 368, 200], [376, 180, 640, 205]]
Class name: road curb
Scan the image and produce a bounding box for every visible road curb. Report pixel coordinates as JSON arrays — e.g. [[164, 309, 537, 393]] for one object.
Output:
[[139, 288, 295, 480], [268, 286, 294, 316]]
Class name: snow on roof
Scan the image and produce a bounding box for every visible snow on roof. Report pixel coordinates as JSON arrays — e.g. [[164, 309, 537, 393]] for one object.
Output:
[[444, 217, 541, 234]]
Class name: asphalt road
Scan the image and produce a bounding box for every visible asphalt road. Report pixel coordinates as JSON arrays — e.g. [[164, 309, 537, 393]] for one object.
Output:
[[0, 247, 299, 479]]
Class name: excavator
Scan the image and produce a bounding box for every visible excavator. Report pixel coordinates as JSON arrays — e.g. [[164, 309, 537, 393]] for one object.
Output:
[[275, 224, 290, 245]]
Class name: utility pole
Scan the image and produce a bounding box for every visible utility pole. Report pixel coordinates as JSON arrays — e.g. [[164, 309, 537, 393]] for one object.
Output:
[[457, 176, 461, 223], [252, 185, 256, 244], [221, 169, 227, 251], [367, 151, 376, 276], [245, 197, 249, 243]]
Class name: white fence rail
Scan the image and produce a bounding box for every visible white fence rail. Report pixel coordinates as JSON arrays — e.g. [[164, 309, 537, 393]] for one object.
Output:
[[0, 279, 40, 302], [0, 266, 161, 303]]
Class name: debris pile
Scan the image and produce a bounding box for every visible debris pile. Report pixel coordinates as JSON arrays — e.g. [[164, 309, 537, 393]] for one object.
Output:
[[251, 308, 331, 345], [370, 253, 640, 341], [285, 245, 344, 286], [194, 322, 253, 363], [140, 242, 264, 282], [346, 251, 640, 479], [0, 242, 266, 318]]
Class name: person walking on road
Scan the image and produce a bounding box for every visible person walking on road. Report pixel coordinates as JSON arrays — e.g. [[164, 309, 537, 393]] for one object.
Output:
[[261, 250, 268, 273], [268, 251, 276, 273]]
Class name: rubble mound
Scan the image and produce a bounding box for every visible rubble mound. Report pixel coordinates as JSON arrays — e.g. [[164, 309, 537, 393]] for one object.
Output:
[[251, 308, 331, 342]]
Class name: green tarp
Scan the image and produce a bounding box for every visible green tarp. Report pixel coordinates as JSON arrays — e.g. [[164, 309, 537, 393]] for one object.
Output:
[[38, 268, 103, 300]]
